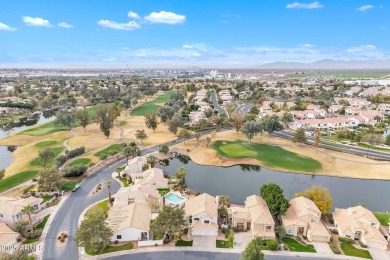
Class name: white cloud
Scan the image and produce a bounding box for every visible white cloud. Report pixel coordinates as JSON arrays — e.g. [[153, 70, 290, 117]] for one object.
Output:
[[346, 45, 377, 53], [0, 22, 17, 31], [300, 43, 315, 48], [144, 11, 186, 24], [128, 11, 140, 19], [286, 1, 324, 9], [58, 22, 73, 28], [182, 44, 193, 49], [97, 20, 140, 31], [357, 5, 375, 12], [23, 16, 53, 27]]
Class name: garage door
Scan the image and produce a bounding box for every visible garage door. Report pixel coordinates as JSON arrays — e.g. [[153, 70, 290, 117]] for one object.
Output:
[[367, 240, 386, 250], [311, 236, 329, 242]]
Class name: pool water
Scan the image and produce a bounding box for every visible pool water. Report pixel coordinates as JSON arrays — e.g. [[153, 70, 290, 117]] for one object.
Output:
[[165, 193, 184, 204]]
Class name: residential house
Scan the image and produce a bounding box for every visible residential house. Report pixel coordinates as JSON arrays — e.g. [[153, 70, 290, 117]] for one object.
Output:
[[281, 197, 330, 242], [184, 193, 218, 238], [107, 203, 151, 242], [0, 222, 19, 249], [0, 197, 43, 226], [333, 206, 388, 250], [125, 156, 146, 180]]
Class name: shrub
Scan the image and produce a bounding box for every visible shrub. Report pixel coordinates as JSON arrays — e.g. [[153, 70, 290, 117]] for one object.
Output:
[[332, 229, 339, 235], [359, 241, 367, 248], [66, 147, 85, 159], [224, 229, 231, 239], [108, 150, 118, 156], [266, 239, 278, 251], [88, 162, 95, 168], [227, 234, 234, 248], [62, 233, 68, 239], [330, 243, 341, 254], [63, 164, 88, 177], [12, 221, 29, 234], [60, 237, 65, 242], [232, 226, 239, 233], [99, 154, 107, 160], [122, 173, 127, 177], [23, 229, 42, 239], [114, 240, 119, 244], [302, 235, 308, 240], [338, 237, 355, 244], [58, 236, 62, 240], [55, 155, 67, 167]]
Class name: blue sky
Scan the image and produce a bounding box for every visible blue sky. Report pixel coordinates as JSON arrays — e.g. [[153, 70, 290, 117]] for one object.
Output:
[[0, 0, 389, 68]]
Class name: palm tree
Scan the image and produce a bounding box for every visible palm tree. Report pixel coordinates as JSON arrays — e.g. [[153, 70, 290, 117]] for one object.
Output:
[[129, 142, 141, 158], [147, 154, 159, 168], [105, 180, 113, 206], [175, 167, 187, 188], [122, 146, 132, 164], [21, 205, 35, 231], [218, 195, 229, 208]]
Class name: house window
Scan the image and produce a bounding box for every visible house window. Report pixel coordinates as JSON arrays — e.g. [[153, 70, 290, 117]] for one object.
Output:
[[117, 235, 122, 239], [266, 226, 272, 232], [288, 228, 293, 235], [346, 235, 351, 238], [237, 223, 244, 229], [194, 218, 199, 221], [204, 220, 210, 224], [311, 219, 316, 223], [371, 223, 376, 226]]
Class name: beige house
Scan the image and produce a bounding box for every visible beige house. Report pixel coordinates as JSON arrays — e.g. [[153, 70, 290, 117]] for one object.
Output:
[[333, 206, 388, 250], [0, 197, 43, 226], [228, 195, 275, 240], [107, 203, 151, 242], [0, 222, 19, 249], [281, 197, 330, 242], [184, 193, 218, 238]]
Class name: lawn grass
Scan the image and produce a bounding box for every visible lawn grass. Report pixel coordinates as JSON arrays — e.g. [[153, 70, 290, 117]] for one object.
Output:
[[340, 243, 372, 259], [94, 144, 121, 157], [23, 238, 40, 244], [60, 181, 80, 191], [130, 92, 172, 116], [40, 195, 54, 203], [175, 240, 193, 246], [282, 237, 316, 253], [358, 143, 390, 153], [34, 140, 58, 148], [216, 240, 230, 248], [86, 199, 110, 217], [373, 212, 390, 226], [69, 158, 91, 167], [214, 140, 321, 173], [29, 146, 65, 167], [119, 177, 128, 187], [0, 171, 39, 193], [85, 242, 133, 255], [35, 214, 50, 230], [119, 121, 127, 126], [18, 121, 72, 136]]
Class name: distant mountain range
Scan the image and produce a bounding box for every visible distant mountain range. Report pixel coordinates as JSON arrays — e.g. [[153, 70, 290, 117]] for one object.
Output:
[[258, 59, 390, 70]]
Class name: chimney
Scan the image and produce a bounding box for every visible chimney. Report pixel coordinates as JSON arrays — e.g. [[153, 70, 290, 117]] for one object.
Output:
[[348, 207, 353, 215]]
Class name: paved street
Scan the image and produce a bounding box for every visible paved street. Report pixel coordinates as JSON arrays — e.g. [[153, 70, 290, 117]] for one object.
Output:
[[234, 103, 253, 118], [210, 91, 229, 118]]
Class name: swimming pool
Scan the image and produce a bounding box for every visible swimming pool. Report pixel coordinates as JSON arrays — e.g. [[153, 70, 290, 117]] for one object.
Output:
[[165, 193, 185, 204]]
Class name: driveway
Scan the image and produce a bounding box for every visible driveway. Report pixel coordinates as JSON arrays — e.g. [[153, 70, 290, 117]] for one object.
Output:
[[368, 248, 390, 260], [312, 242, 333, 256], [233, 231, 252, 249], [192, 236, 216, 248]]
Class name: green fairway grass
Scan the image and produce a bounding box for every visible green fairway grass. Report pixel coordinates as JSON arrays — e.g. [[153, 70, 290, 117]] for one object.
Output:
[[30, 146, 65, 167], [130, 92, 172, 116], [94, 144, 121, 157], [34, 140, 58, 148], [69, 158, 91, 167], [18, 122, 71, 136], [0, 171, 39, 193], [214, 140, 321, 173]]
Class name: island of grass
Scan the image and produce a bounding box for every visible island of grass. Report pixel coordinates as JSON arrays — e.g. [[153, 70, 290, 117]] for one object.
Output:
[[18, 121, 72, 136], [69, 158, 91, 167], [282, 237, 316, 253], [130, 92, 172, 116], [86, 199, 110, 217], [214, 140, 321, 173], [60, 181, 81, 191], [94, 144, 121, 157], [340, 243, 372, 259]]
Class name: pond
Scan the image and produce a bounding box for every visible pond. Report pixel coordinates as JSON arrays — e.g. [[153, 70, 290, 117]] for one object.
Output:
[[0, 146, 17, 171], [157, 157, 390, 212]]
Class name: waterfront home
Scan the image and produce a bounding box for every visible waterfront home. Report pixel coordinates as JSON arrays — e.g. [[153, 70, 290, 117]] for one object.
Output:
[[125, 156, 146, 180], [281, 197, 330, 242], [0, 222, 19, 249], [184, 193, 218, 239], [0, 197, 43, 226], [228, 195, 276, 240], [107, 203, 151, 242], [333, 206, 388, 250], [132, 168, 168, 190]]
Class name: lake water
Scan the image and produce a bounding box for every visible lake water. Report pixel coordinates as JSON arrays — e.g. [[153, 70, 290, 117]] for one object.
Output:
[[0, 111, 56, 171], [157, 157, 390, 212]]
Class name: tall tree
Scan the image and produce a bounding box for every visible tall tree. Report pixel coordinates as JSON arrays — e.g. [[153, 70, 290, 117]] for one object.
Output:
[[314, 129, 321, 147], [241, 121, 262, 142], [39, 148, 54, 168], [292, 128, 307, 144], [105, 180, 113, 206], [168, 116, 182, 135], [54, 109, 76, 128], [74, 210, 113, 254], [0, 169, 4, 180], [260, 183, 289, 217], [38, 167, 62, 192], [95, 104, 115, 138], [177, 128, 191, 140], [295, 185, 333, 214], [263, 115, 283, 135], [150, 206, 187, 241], [135, 129, 148, 144], [128, 142, 141, 157], [362, 133, 383, 147], [159, 145, 169, 154], [175, 167, 187, 187], [241, 238, 265, 260], [147, 154, 159, 168], [144, 114, 159, 132], [194, 133, 201, 142], [122, 146, 132, 164], [75, 108, 90, 132], [281, 112, 294, 127], [205, 137, 211, 147], [21, 205, 35, 231]]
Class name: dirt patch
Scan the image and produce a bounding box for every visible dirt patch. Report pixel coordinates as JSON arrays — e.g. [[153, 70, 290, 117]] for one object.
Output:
[[187, 130, 390, 180]]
